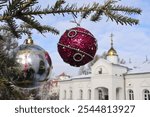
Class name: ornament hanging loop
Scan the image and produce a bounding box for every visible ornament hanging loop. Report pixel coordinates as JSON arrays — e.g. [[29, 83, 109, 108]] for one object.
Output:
[[70, 14, 83, 27]]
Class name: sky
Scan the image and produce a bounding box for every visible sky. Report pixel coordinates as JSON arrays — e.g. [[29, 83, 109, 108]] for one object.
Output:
[[18, 0, 150, 76]]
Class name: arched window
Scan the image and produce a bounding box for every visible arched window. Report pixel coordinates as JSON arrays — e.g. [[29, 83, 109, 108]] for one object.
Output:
[[143, 90, 150, 100], [95, 66, 108, 75], [88, 89, 91, 100], [128, 90, 134, 100], [64, 90, 66, 100], [98, 68, 102, 74], [98, 89, 103, 100], [80, 90, 83, 100], [70, 90, 72, 100]]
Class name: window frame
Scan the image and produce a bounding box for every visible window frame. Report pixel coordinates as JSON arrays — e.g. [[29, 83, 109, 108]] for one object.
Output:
[[128, 89, 134, 100], [143, 89, 150, 100]]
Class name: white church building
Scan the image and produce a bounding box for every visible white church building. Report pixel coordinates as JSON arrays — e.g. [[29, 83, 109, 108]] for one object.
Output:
[[59, 35, 150, 100]]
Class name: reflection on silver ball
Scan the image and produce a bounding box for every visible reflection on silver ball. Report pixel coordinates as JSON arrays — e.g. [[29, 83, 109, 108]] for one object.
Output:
[[13, 44, 52, 88]]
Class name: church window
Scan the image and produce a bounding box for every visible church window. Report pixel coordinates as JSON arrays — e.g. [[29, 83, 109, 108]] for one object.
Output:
[[144, 90, 150, 100], [80, 90, 83, 100], [70, 90, 72, 100], [88, 89, 91, 100], [98, 89, 103, 100], [95, 66, 108, 75], [98, 68, 102, 74], [128, 90, 134, 100]]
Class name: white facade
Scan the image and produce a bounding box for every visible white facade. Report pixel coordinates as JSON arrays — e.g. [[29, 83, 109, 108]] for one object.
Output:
[[59, 58, 150, 100]]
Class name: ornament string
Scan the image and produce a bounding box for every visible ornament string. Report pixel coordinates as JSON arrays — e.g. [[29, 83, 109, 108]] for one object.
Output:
[[70, 14, 83, 27]]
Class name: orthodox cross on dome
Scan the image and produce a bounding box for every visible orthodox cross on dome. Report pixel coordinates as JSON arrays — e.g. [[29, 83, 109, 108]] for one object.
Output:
[[129, 58, 132, 64], [146, 55, 148, 62], [107, 33, 118, 59], [110, 33, 114, 48]]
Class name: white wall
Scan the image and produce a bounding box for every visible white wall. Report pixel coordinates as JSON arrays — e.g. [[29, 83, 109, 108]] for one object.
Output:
[[125, 73, 150, 100], [59, 78, 91, 100], [91, 58, 127, 100], [58, 58, 150, 100]]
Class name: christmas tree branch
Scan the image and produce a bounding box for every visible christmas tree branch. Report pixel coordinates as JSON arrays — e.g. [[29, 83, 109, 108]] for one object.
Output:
[[0, 0, 7, 10], [18, 0, 38, 12], [5, 19, 19, 38], [0, 0, 142, 37], [21, 0, 141, 16], [104, 11, 139, 25], [109, 5, 142, 14], [54, 0, 65, 10], [17, 15, 59, 35], [0, 0, 141, 22]]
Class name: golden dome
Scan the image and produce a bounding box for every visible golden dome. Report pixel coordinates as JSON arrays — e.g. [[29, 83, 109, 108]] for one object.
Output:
[[107, 47, 118, 56], [107, 33, 118, 56]]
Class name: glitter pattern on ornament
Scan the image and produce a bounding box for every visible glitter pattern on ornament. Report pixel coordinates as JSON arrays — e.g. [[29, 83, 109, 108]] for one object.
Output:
[[58, 27, 98, 67]]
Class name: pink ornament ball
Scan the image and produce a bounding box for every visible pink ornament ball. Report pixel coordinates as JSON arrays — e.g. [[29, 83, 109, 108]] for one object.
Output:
[[58, 27, 98, 67]]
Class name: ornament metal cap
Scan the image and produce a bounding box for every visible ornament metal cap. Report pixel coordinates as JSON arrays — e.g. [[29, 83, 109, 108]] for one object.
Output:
[[25, 36, 34, 45]]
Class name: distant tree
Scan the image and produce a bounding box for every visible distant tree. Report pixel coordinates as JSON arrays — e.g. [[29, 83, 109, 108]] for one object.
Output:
[[78, 54, 101, 75], [78, 66, 86, 75], [100, 52, 107, 59], [49, 93, 59, 100], [119, 58, 126, 64], [89, 55, 101, 66]]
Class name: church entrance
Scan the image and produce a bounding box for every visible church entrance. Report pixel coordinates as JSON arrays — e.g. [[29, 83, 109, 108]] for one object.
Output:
[[95, 87, 109, 100]]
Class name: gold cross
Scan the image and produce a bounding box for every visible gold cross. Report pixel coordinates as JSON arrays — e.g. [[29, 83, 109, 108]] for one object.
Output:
[[110, 33, 114, 47], [110, 33, 113, 39]]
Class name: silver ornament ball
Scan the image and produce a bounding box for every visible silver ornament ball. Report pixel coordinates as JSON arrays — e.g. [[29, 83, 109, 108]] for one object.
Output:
[[12, 38, 52, 88]]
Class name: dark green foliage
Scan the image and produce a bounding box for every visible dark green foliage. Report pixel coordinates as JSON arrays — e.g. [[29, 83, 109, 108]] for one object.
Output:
[[0, 0, 7, 9], [0, 0, 141, 38], [0, 79, 26, 100], [5, 19, 19, 38], [54, 0, 65, 9], [0, 32, 18, 79]]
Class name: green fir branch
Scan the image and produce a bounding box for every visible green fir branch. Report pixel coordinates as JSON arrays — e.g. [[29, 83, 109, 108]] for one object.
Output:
[[16, 0, 38, 13], [53, 0, 65, 10], [0, 0, 142, 39], [17, 15, 59, 35], [5, 19, 19, 38], [104, 11, 139, 25], [109, 5, 142, 15], [21, 23, 59, 35], [0, 0, 7, 10], [90, 9, 103, 21]]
